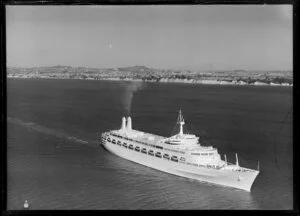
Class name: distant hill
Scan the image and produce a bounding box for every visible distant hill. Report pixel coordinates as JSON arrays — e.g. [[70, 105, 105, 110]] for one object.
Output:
[[233, 69, 247, 73], [117, 65, 155, 73], [50, 65, 72, 69]]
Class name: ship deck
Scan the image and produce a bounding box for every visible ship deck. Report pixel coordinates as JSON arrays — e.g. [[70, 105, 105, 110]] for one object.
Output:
[[111, 129, 166, 144], [110, 129, 216, 152]]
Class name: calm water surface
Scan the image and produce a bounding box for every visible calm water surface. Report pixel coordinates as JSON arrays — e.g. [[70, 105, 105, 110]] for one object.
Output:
[[7, 78, 293, 209]]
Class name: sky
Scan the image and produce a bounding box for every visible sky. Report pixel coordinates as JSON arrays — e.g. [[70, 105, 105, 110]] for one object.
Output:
[[6, 5, 292, 71]]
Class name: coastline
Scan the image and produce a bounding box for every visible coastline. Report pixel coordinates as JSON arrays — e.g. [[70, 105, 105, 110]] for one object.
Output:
[[7, 76, 293, 87]]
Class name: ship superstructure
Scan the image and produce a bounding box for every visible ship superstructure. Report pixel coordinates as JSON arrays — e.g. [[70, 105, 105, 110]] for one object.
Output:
[[101, 110, 260, 191]]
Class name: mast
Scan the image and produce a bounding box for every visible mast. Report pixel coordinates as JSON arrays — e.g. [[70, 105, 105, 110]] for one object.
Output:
[[235, 153, 239, 167], [178, 110, 185, 135], [224, 154, 227, 166]]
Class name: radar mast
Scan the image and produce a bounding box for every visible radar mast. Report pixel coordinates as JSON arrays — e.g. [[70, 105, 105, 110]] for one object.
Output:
[[178, 110, 185, 135]]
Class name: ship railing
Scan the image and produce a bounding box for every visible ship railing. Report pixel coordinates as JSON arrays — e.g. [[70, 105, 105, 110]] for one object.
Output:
[[177, 160, 233, 170], [221, 161, 256, 172], [204, 164, 223, 169], [163, 147, 185, 154], [165, 157, 223, 170]]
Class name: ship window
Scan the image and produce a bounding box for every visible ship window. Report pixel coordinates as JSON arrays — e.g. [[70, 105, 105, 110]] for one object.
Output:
[[209, 153, 214, 155], [123, 143, 128, 148], [107, 138, 111, 142], [117, 141, 121, 145], [112, 139, 116, 144], [141, 148, 147, 154], [191, 153, 200, 155], [171, 156, 178, 162], [129, 145, 134, 150], [156, 146, 163, 149], [135, 146, 140, 152], [148, 150, 154, 156], [180, 157, 186, 161], [155, 152, 162, 158], [163, 154, 170, 159]]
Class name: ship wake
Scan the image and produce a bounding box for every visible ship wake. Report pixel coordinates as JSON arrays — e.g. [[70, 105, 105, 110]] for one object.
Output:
[[7, 116, 89, 145]]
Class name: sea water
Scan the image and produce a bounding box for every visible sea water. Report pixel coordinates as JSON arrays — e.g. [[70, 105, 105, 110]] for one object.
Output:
[[7, 78, 293, 209]]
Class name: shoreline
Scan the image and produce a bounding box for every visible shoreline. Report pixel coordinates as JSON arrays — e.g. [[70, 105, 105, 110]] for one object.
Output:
[[7, 76, 293, 87]]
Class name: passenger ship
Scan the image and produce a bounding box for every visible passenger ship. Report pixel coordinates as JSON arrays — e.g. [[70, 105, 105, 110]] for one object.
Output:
[[101, 110, 260, 192]]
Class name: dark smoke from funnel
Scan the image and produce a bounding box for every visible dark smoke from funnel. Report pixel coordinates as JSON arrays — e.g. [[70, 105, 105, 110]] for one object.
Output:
[[122, 81, 145, 116]]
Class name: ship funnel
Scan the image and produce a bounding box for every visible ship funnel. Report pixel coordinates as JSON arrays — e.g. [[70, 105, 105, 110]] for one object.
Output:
[[127, 116, 132, 131], [121, 117, 126, 130]]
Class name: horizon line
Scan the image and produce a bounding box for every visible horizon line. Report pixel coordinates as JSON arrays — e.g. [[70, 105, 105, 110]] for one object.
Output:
[[6, 65, 293, 72]]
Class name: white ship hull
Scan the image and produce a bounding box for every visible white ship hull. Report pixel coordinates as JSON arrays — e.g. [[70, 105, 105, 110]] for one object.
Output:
[[102, 139, 259, 192]]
